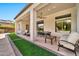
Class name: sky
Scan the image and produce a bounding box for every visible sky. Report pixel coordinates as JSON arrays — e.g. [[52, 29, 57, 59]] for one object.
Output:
[[0, 3, 29, 20]]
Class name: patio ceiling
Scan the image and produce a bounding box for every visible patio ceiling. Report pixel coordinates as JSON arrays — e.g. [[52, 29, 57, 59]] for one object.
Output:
[[22, 12, 30, 21], [16, 12, 30, 22], [36, 3, 76, 17]]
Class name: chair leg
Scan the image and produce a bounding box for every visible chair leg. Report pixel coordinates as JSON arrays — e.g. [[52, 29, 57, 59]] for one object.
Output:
[[45, 38, 46, 43], [74, 50, 77, 56], [55, 36, 57, 42], [51, 39, 53, 45], [58, 45, 60, 51]]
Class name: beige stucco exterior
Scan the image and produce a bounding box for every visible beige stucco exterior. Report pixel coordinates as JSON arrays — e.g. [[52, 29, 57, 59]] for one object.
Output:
[[15, 3, 79, 41], [15, 3, 39, 41], [15, 13, 30, 33], [43, 7, 77, 34]]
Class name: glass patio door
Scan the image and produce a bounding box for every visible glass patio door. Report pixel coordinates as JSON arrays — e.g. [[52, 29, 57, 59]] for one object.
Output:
[[55, 14, 71, 34]]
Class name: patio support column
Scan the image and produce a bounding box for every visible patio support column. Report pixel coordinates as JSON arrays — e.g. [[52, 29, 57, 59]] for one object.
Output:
[[30, 9, 37, 41], [33, 9, 37, 40], [15, 20, 17, 34], [76, 4, 79, 33], [71, 6, 77, 32], [19, 21, 23, 34]]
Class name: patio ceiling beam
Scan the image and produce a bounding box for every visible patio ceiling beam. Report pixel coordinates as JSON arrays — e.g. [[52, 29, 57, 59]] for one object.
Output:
[[35, 3, 49, 11]]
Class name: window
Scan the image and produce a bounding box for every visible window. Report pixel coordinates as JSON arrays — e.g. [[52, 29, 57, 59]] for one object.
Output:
[[18, 23, 20, 31], [55, 14, 71, 32], [26, 25, 29, 30], [26, 25, 29, 33], [37, 20, 44, 33]]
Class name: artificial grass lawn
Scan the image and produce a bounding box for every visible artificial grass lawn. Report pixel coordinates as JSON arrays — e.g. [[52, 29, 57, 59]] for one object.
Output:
[[9, 33, 57, 56]]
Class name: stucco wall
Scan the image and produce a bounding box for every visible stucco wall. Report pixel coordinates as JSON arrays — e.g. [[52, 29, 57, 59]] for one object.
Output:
[[15, 4, 39, 34], [37, 7, 77, 34], [15, 17, 30, 34], [22, 19, 30, 32]]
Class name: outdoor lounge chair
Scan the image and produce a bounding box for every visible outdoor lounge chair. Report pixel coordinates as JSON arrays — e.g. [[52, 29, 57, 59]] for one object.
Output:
[[24, 30, 30, 36], [58, 32, 79, 56]]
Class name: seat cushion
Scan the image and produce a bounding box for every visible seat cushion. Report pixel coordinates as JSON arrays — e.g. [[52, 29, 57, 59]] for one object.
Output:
[[60, 40, 75, 50], [25, 30, 28, 33], [51, 32, 62, 38], [67, 32, 79, 44]]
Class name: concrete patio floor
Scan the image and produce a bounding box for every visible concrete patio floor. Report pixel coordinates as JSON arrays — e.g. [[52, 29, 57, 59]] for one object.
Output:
[[2, 33, 79, 56], [0, 33, 15, 56], [17, 34, 79, 56]]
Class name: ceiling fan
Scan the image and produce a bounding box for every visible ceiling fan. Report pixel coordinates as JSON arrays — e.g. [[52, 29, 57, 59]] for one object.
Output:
[[37, 11, 46, 19]]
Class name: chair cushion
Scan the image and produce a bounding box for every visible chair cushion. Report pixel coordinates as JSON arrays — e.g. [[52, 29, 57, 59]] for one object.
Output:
[[60, 40, 75, 50], [60, 37, 67, 41], [51, 32, 62, 38], [67, 32, 79, 44], [25, 30, 28, 33]]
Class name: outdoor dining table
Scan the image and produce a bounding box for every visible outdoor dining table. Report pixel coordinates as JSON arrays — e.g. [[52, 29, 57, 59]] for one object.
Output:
[[44, 32, 61, 45]]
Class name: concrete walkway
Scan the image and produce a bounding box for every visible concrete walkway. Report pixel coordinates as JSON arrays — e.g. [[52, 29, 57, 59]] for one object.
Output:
[[0, 33, 15, 56]]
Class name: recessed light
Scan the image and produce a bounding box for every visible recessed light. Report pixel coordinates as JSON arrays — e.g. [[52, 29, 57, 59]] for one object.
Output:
[[48, 9, 50, 11], [53, 6, 56, 9]]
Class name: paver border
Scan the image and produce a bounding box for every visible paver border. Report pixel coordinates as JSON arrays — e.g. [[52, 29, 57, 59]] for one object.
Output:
[[7, 35, 22, 56]]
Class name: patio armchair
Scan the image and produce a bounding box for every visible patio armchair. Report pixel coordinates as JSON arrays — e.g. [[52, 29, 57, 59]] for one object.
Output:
[[58, 32, 79, 56], [37, 31, 45, 37], [24, 30, 30, 36]]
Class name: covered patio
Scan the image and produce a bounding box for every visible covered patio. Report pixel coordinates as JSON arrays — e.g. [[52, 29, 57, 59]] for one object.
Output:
[[15, 3, 79, 56], [16, 33, 79, 56], [15, 12, 30, 37]]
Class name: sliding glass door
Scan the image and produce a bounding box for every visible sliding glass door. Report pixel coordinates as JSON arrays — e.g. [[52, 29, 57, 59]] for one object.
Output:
[[37, 20, 44, 35], [55, 14, 71, 33]]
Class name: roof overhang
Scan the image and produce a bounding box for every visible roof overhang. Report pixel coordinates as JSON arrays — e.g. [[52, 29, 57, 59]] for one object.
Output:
[[14, 3, 33, 19]]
